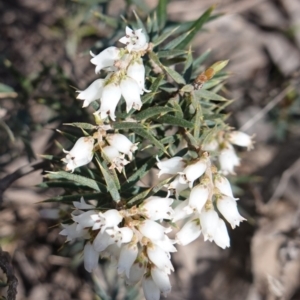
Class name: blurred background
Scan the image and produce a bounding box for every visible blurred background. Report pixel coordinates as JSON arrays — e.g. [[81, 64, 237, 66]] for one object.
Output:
[[1, 0, 300, 299]]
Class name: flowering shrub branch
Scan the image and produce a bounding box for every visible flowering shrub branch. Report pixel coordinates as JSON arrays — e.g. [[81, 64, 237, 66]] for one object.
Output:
[[44, 4, 254, 300]]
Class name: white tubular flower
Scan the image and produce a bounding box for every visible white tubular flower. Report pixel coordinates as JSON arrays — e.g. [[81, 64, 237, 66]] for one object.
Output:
[[154, 235, 177, 253], [117, 243, 138, 277], [142, 277, 160, 300], [120, 76, 143, 112], [98, 83, 121, 121], [92, 209, 123, 232], [213, 218, 230, 249], [147, 244, 174, 274], [179, 157, 208, 188], [73, 197, 95, 210], [126, 262, 146, 285], [172, 199, 189, 222], [72, 210, 98, 230], [119, 26, 148, 53], [176, 218, 201, 246], [214, 174, 235, 198], [219, 144, 240, 175], [90, 46, 120, 73], [138, 220, 167, 241], [151, 266, 172, 297], [187, 183, 209, 213], [93, 230, 115, 252], [127, 58, 147, 94], [76, 79, 104, 108], [102, 145, 129, 173], [168, 175, 189, 199], [217, 195, 246, 229], [156, 156, 185, 178], [106, 133, 138, 161], [59, 223, 88, 242], [106, 226, 134, 247], [62, 136, 94, 172], [228, 131, 254, 150], [200, 208, 219, 242], [84, 242, 99, 272], [140, 196, 173, 220]]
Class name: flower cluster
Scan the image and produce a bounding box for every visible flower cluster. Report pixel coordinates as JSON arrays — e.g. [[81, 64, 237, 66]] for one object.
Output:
[[60, 197, 175, 298], [76, 26, 149, 121]]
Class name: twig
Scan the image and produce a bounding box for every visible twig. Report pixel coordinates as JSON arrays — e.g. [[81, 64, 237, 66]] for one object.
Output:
[[239, 86, 292, 132], [0, 248, 18, 300]]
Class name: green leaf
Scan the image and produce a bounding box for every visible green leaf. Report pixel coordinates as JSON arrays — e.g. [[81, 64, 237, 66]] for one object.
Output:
[[163, 66, 186, 85], [141, 74, 164, 104], [157, 0, 167, 30], [194, 89, 228, 101], [37, 181, 91, 189], [183, 47, 193, 82], [131, 127, 166, 152], [135, 106, 174, 121], [176, 6, 214, 49], [157, 114, 194, 128], [92, 11, 118, 28], [194, 101, 203, 139], [113, 122, 144, 130], [163, 29, 194, 50], [63, 122, 96, 130], [45, 171, 106, 192], [152, 26, 179, 47], [96, 158, 120, 202], [43, 192, 104, 204], [157, 49, 186, 58]]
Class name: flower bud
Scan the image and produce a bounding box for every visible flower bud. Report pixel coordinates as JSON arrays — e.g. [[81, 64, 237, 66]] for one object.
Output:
[[62, 136, 94, 172], [76, 79, 104, 107], [217, 195, 246, 229]]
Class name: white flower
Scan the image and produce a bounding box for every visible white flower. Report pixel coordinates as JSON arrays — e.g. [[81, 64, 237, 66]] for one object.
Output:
[[127, 58, 148, 94], [106, 133, 138, 161], [73, 197, 95, 210], [126, 261, 146, 285], [176, 218, 201, 246], [93, 230, 115, 252], [228, 131, 254, 150], [76, 79, 104, 108], [217, 195, 246, 229], [84, 242, 99, 272], [72, 210, 98, 230], [106, 226, 134, 246], [119, 26, 148, 52], [59, 223, 88, 241], [117, 243, 138, 277], [179, 157, 208, 188], [138, 220, 167, 241], [156, 156, 185, 178], [153, 235, 177, 253], [102, 145, 129, 173], [140, 196, 173, 220], [219, 144, 240, 175], [151, 266, 172, 297], [172, 199, 189, 222], [91, 209, 123, 232], [214, 174, 235, 198], [167, 175, 189, 199], [98, 82, 121, 121], [202, 139, 218, 151], [213, 218, 230, 249], [147, 244, 174, 274], [187, 183, 209, 213], [62, 136, 94, 172], [142, 277, 160, 300], [200, 208, 219, 242], [120, 76, 143, 112], [90, 46, 120, 73]]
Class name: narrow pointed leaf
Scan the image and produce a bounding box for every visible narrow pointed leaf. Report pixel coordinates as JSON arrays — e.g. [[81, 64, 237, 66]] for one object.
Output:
[[157, 0, 167, 30], [63, 123, 96, 130], [194, 89, 227, 101], [133, 10, 149, 41], [163, 29, 194, 50], [152, 26, 179, 46], [157, 49, 186, 58], [157, 114, 194, 128], [135, 106, 174, 121], [163, 66, 186, 84]]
